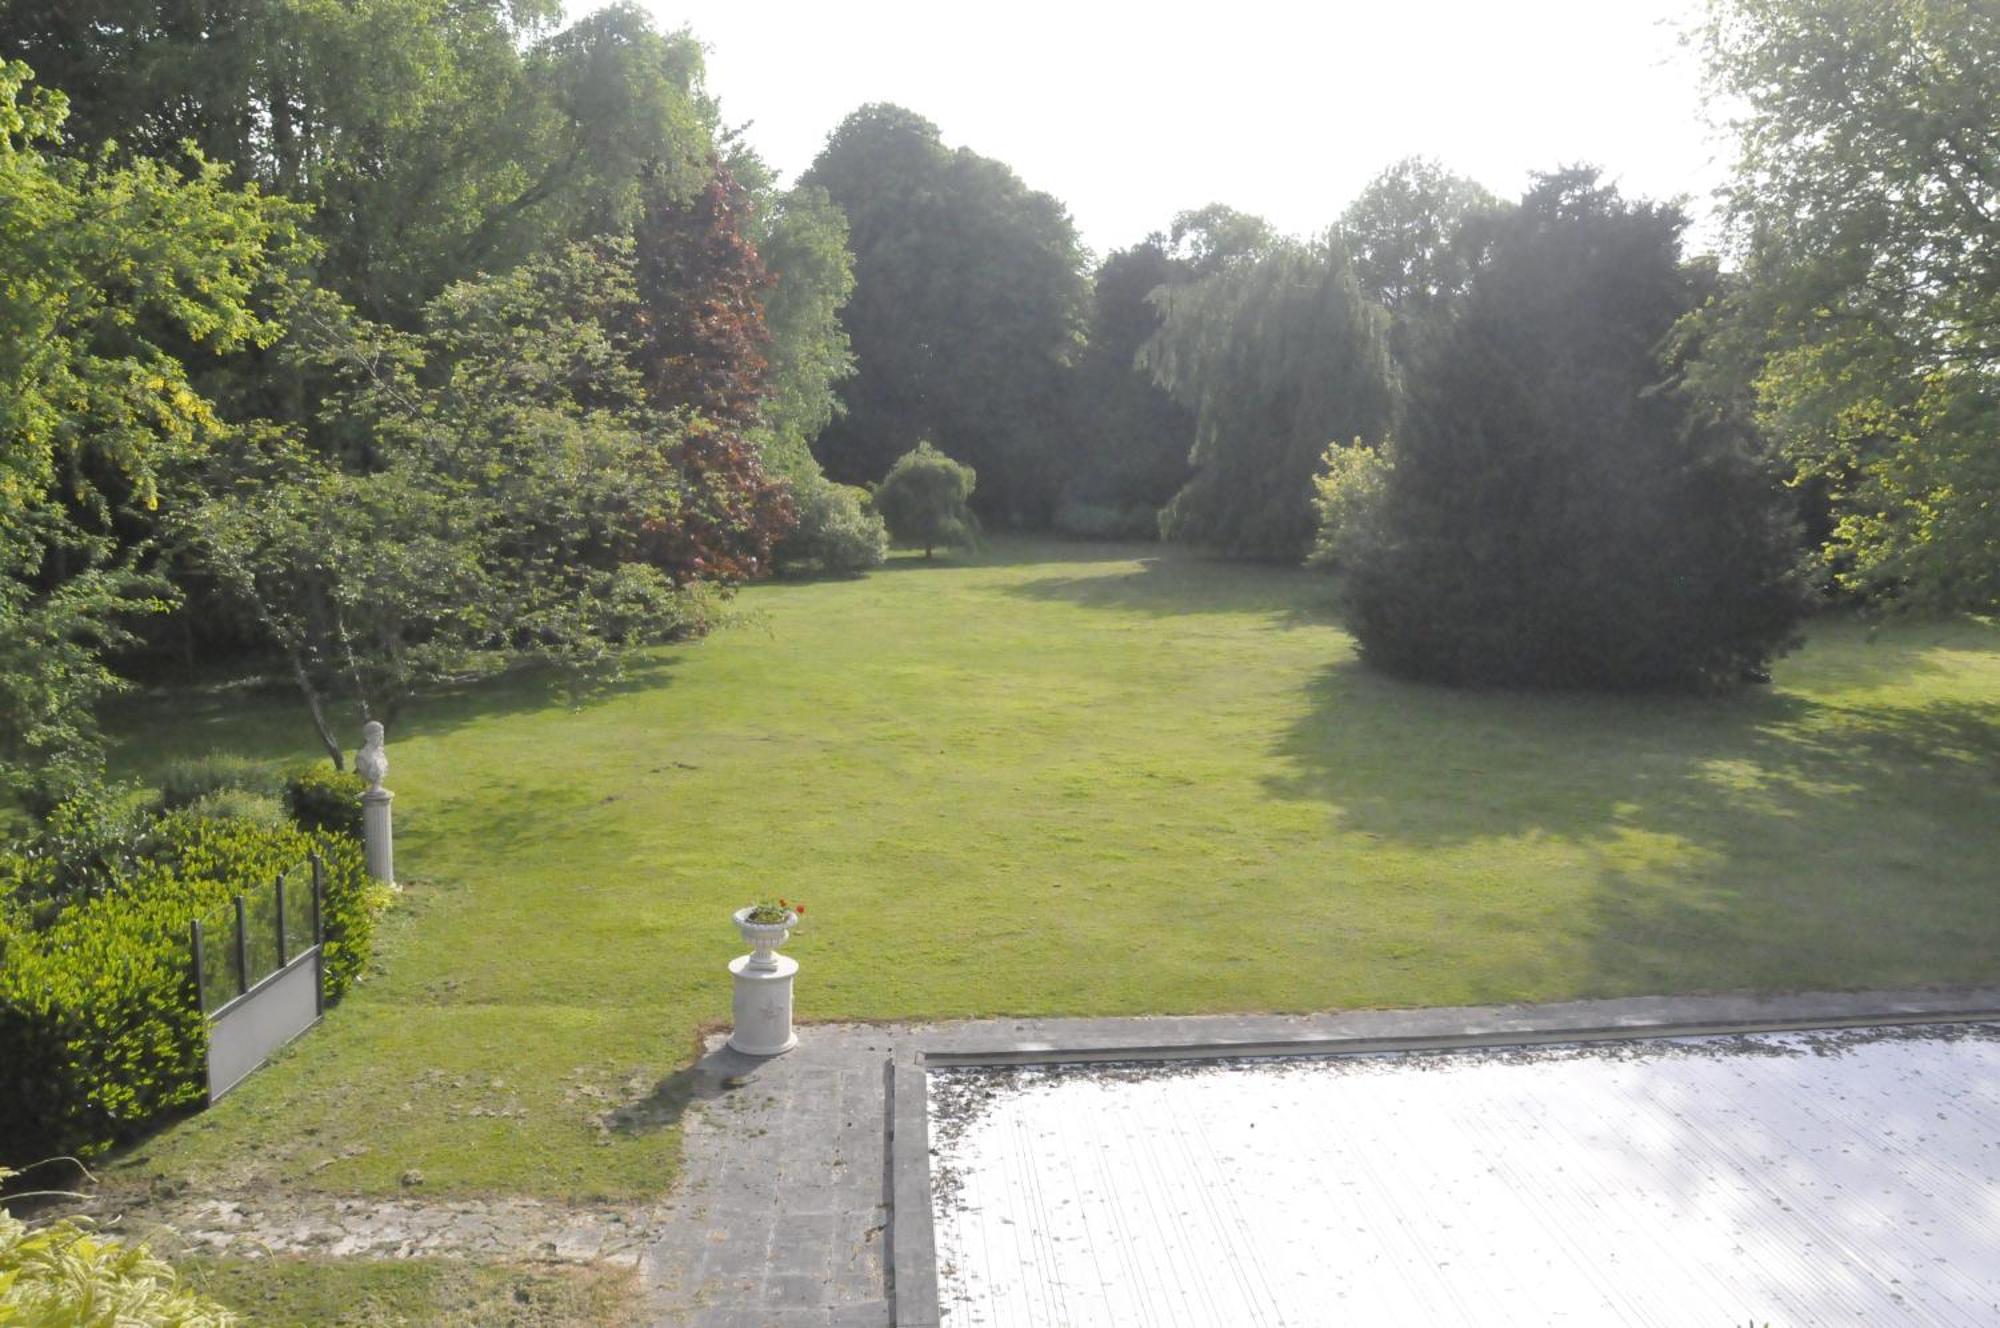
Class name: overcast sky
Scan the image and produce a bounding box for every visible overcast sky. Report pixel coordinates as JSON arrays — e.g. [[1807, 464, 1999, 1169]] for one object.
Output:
[[621, 0, 1729, 259]]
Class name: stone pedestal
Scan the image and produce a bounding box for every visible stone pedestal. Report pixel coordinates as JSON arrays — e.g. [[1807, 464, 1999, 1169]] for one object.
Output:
[[362, 787, 396, 889], [728, 953, 799, 1056]]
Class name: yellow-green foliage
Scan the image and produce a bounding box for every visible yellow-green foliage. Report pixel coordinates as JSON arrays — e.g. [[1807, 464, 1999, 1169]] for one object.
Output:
[[1307, 439, 1392, 570], [0, 817, 375, 1163], [0, 1171, 236, 1326]]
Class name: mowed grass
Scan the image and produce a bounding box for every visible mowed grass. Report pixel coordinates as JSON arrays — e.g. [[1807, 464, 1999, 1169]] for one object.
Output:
[[185, 1257, 640, 1326], [104, 539, 2000, 1200]]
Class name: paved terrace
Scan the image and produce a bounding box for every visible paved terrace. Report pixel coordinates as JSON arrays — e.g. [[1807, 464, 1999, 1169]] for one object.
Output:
[[638, 987, 2000, 1327]]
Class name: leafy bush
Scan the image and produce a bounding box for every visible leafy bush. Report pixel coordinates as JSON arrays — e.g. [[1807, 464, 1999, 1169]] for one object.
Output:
[[284, 763, 367, 839], [1052, 499, 1159, 541], [6, 784, 155, 910], [156, 753, 281, 812], [775, 477, 888, 576], [183, 788, 289, 831], [0, 815, 376, 1163], [871, 442, 979, 558], [0, 1175, 237, 1326], [150, 816, 377, 997], [1306, 441, 1393, 570]]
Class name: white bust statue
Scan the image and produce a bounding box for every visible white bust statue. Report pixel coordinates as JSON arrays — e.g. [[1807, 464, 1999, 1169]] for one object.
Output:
[[356, 720, 389, 793]]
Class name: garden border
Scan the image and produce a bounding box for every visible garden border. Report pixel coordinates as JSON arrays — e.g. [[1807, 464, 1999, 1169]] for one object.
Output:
[[884, 987, 2000, 1327]]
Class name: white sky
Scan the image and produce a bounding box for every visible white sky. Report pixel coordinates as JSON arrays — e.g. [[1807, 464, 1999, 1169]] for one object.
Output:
[[619, 0, 1730, 260]]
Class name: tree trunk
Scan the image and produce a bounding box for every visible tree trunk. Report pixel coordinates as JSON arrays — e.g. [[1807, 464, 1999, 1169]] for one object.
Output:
[[288, 652, 346, 769]]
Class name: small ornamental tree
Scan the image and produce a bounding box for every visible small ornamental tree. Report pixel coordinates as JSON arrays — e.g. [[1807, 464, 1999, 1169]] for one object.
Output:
[[871, 442, 978, 559]]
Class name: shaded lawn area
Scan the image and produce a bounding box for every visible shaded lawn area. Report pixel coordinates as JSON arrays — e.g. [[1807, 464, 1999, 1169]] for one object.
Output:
[[102, 539, 2000, 1200]]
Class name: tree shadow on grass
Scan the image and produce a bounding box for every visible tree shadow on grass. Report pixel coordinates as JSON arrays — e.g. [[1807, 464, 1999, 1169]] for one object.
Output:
[[866, 537, 1153, 573], [1003, 550, 1340, 626], [1266, 658, 2000, 848], [601, 1041, 771, 1137], [105, 654, 686, 783], [1267, 657, 2000, 992]]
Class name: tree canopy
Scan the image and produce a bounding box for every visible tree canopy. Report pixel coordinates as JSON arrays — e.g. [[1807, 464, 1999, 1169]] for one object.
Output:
[[1, 0, 717, 326], [1334, 171, 1809, 690], [872, 442, 979, 558], [1695, 0, 2000, 612], [802, 104, 1088, 523], [0, 61, 300, 797], [1143, 239, 1395, 560]]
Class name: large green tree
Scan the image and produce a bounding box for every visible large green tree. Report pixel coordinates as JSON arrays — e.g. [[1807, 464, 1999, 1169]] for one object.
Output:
[[1697, 0, 2000, 611], [194, 241, 710, 759], [1335, 171, 1808, 690], [801, 104, 1088, 523], [1054, 205, 1281, 535], [1338, 157, 1496, 318], [1, 0, 716, 326], [1056, 239, 1196, 533], [0, 61, 299, 797], [749, 182, 857, 484], [1142, 239, 1395, 560]]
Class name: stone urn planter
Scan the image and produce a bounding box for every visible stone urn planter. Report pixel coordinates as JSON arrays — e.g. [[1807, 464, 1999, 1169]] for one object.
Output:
[[732, 906, 796, 974], [727, 903, 802, 1056]]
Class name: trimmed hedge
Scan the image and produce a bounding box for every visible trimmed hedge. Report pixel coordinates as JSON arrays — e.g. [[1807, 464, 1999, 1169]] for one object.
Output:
[[0, 814, 376, 1164], [283, 763, 366, 839]]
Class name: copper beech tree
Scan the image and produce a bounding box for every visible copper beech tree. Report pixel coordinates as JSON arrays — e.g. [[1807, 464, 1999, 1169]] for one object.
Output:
[[630, 161, 794, 583]]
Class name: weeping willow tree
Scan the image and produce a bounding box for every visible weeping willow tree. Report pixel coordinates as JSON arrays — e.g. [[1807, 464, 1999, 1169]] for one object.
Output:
[[1141, 239, 1395, 560]]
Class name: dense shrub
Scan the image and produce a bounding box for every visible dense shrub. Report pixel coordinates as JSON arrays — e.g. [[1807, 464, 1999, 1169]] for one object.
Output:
[[283, 763, 367, 839], [871, 442, 979, 558], [0, 1178, 236, 1325], [148, 816, 376, 996], [0, 815, 375, 1163], [156, 753, 281, 811], [182, 788, 289, 831], [4, 784, 155, 910], [1338, 172, 1808, 690], [775, 477, 888, 576]]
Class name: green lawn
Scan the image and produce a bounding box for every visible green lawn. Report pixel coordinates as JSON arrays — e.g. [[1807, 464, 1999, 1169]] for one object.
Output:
[[105, 539, 2000, 1200], [185, 1257, 639, 1326]]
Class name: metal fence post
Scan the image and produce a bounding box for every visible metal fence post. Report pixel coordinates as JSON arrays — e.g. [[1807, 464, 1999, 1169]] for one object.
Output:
[[191, 918, 208, 1015], [276, 873, 289, 969], [310, 853, 326, 1015], [233, 894, 249, 997]]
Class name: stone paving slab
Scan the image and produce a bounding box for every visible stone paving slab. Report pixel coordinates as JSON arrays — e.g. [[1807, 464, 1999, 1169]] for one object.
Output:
[[642, 1032, 897, 1328]]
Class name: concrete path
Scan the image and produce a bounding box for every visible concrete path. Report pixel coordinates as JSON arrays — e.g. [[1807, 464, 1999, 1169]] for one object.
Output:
[[640, 1031, 899, 1327], [638, 988, 2000, 1327]]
